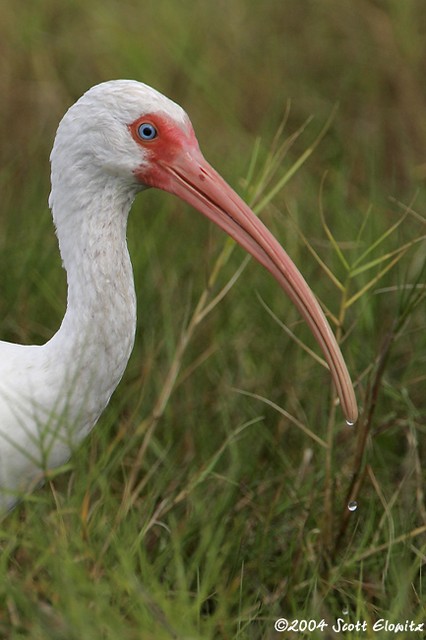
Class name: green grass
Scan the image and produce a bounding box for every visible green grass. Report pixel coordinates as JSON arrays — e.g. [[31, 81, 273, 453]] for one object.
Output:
[[1, 1, 426, 637]]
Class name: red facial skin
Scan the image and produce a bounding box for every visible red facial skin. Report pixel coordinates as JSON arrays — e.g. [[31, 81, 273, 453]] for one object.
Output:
[[129, 113, 199, 190], [128, 113, 358, 425]]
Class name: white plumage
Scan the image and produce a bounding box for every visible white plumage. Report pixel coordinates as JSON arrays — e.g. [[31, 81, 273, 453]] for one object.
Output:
[[0, 80, 357, 514]]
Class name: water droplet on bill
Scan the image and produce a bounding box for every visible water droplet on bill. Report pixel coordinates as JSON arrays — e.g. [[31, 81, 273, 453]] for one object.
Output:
[[348, 500, 358, 512]]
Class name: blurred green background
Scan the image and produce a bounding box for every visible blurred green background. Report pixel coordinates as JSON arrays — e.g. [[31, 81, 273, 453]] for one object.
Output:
[[0, 1, 425, 638]]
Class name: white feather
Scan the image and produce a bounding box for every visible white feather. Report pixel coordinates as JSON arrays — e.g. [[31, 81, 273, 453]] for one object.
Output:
[[0, 80, 188, 513]]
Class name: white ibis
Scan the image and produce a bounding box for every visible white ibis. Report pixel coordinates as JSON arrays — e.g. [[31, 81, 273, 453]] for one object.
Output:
[[0, 80, 357, 514]]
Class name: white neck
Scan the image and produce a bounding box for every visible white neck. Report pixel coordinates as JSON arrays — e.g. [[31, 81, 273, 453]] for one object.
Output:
[[45, 172, 139, 436], [0, 156, 141, 509]]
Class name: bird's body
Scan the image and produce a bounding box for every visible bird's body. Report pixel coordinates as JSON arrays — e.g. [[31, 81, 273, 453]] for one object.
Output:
[[0, 80, 357, 514]]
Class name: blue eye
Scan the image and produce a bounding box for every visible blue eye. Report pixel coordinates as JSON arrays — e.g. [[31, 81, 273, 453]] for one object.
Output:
[[137, 123, 157, 140]]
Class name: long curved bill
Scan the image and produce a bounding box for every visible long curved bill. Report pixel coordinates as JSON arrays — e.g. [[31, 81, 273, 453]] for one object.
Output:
[[158, 148, 358, 424]]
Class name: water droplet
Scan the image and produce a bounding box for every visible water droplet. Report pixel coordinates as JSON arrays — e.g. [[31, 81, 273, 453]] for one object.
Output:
[[346, 419, 355, 427], [342, 607, 349, 615], [348, 500, 358, 512]]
